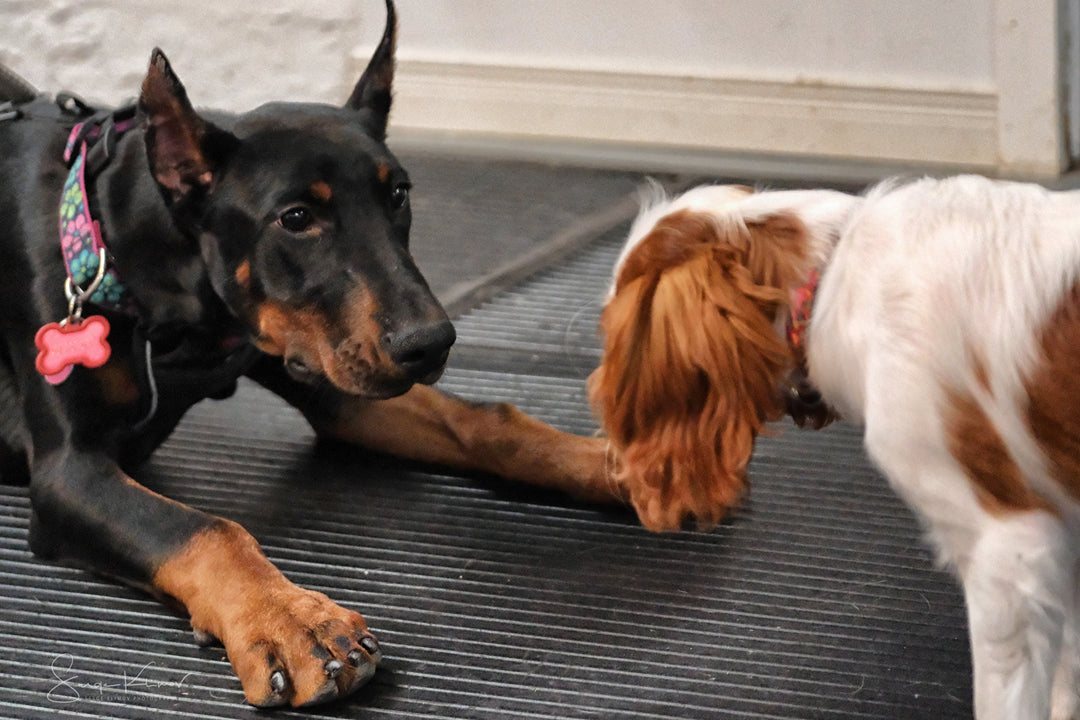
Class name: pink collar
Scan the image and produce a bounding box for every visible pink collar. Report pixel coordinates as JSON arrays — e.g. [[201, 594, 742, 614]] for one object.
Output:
[[782, 267, 838, 429], [59, 107, 138, 309], [786, 267, 820, 354]]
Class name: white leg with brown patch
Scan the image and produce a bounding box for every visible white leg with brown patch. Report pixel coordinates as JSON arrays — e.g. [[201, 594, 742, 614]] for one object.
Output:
[[867, 422, 1070, 720]]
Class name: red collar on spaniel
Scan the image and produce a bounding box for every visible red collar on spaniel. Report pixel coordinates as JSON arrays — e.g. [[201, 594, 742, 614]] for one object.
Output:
[[589, 175, 1080, 718]]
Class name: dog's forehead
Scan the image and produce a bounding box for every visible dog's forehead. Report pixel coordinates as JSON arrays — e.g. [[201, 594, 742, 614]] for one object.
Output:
[[672, 184, 755, 212], [218, 104, 404, 190], [229, 103, 395, 163], [609, 184, 753, 294], [234, 102, 365, 132]]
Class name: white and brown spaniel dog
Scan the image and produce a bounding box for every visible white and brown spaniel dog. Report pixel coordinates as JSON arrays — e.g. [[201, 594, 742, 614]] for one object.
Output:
[[589, 176, 1080, 720]]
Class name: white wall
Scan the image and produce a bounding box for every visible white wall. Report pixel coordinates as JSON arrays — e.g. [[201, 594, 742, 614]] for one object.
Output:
[[392, 0, 995, 91], [0, 0, 1068, 177], [0, 0, 365, 109]]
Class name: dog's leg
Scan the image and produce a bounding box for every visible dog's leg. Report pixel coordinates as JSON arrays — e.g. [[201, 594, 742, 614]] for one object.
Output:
[[251, 362, 625, 505], [870, 472, 1069, 719], [962, 513, 1070, 720], [1051, 568, 1080, 720], [862, 346, 1075, 720], [29, 448, 380, 708], [867, 450, 1067, 718], [322, 384, 624, 503], [870, 448, 1069, 720], [1053, 647, 1080, 720]]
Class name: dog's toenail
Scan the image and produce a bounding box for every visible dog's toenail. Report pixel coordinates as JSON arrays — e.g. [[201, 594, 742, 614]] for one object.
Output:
[[324, 659, 344, 678], [270, 670, 287, 694], [360, 634, 379, 654]]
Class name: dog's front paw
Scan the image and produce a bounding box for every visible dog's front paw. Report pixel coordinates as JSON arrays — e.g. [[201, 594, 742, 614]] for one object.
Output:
[[197, 584, 381, 707], [153, 520, 380, 707]]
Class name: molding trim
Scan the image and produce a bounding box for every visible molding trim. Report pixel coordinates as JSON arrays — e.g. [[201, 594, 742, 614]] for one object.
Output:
[[369, 59, 1000, 170]]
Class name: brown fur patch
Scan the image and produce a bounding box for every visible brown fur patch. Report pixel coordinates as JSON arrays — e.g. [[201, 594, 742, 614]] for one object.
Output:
[[254, 287, 394, 393], [235, 259, 251, 290], [971, 350, 991, 393], [376, 163, 391, 184], [945, 390, 1050, 513], [95, 359, 140, 407], [254, 303, 322, 358], [332, 286, 392, 388], [310, 181, 332, 202], [153, 520, 279, 648], [1026, 283, 1080, 502], [589, 206, 809, 531]]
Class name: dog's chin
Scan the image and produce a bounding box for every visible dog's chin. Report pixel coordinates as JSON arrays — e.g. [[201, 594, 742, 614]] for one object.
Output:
[[291, 359, 447, 400], [414, 364, 447, 387], [356, 364, 447, 398]]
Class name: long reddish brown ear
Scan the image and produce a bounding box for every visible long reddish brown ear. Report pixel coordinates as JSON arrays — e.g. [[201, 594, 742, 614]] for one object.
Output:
[[589, 208, 807, 531]]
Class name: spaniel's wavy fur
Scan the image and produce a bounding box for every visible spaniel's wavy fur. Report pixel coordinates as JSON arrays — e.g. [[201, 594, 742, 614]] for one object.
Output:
[[590, 176, 1080, 720]]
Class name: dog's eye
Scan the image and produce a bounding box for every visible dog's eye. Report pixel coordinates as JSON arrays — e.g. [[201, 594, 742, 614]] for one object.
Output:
[[390, 184, 410, 211], [279, 207, 313, 233]]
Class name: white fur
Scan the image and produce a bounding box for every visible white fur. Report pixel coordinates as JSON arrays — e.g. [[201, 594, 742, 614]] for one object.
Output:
[[615, 175, 1080, 719]]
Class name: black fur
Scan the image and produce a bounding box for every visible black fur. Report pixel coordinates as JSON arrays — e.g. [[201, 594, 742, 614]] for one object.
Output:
[[0, 3, 454, 705]]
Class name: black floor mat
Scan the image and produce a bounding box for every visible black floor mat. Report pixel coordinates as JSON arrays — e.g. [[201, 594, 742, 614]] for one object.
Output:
[[0, 155, 972, 719]]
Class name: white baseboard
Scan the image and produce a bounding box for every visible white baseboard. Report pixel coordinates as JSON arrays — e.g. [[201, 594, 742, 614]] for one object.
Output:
[[368, 59, 999, 171]]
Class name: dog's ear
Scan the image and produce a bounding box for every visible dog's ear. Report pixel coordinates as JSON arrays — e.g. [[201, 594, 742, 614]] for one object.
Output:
[[139, 49, 237, 206], [345, 0, 396, 140], [589, 208, 806, 531]]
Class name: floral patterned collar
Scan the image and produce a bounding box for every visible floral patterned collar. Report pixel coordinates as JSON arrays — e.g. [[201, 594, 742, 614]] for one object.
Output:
[[59, 108, 137, 309]]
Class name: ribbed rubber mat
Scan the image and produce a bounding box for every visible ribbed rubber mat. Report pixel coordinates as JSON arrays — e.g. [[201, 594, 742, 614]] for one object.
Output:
[[398, 151, 647, 308], [0, 193, 972, 718]]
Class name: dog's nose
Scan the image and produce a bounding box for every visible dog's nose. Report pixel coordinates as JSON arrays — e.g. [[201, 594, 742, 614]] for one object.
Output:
[[385, 319, 456, 380]]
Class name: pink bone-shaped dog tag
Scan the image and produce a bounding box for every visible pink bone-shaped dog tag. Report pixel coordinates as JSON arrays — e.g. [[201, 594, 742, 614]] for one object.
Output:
[[34, 315, 112, 384]]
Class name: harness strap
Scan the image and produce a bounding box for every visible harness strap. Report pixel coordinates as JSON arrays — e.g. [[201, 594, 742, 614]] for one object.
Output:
[[0, 92, 96, 126], [65, 102, 138, 177]]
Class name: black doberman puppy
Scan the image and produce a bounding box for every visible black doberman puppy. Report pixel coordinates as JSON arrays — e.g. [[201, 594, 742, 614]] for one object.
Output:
[[0, 1, 624, 708]]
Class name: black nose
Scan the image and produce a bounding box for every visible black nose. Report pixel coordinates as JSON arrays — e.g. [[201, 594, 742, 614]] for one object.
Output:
[[385, 320, 456, 380]]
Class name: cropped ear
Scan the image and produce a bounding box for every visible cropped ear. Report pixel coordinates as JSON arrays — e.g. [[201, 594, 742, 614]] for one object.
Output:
[[589, 208, 807, 531], [345, 0, 396, 140], [138, 49, 237, 205]]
